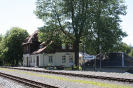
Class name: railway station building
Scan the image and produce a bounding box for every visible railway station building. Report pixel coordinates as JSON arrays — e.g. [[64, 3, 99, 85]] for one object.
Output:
[[22, 31, 75, 67]]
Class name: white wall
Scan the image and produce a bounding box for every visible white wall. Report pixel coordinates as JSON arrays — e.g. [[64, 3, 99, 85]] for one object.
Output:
[[23, 52, 75, 67], [23, 54, 29, 66], [55, 52, 75, 67]]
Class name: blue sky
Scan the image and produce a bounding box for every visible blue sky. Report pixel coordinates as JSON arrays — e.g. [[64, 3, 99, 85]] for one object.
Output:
[[0, 0, 132, 45]]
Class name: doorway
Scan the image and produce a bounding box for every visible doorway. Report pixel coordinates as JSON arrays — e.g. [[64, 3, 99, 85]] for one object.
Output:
[[36, 56, 39, 66], [27, 57, 28, 66]]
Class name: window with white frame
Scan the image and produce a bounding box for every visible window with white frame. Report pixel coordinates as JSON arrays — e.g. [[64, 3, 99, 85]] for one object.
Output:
[[30, 56, 32, 63], [69, 55, 73, 62], [62, 43, 66, 49], [62, 56, 66, 63], [49, 56, 53, 63], [69, 44, 73, 49]]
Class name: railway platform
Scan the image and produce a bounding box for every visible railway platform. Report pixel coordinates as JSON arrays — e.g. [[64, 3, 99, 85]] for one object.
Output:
[[6, 66, 133, 80]]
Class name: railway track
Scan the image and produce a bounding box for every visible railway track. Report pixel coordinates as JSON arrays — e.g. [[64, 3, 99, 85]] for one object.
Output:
[[2, 67, 133, 83], [0, 71, 60, 88]]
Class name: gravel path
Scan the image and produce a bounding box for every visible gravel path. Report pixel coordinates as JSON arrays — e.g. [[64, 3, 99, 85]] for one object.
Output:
[[0, 76, 29, 88], [0, 67, 133, 88]]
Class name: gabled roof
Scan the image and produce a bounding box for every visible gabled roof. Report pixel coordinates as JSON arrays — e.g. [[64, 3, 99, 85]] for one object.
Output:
[[22, 30, 38, 45]]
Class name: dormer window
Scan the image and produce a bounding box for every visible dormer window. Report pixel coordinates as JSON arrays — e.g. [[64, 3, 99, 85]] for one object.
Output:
[[62, 43, 66, 49], [69, 44, 73, 50], [40, 45, 44, 49]]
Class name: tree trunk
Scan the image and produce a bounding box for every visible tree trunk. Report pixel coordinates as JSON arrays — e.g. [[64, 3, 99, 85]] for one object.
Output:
[[75, 41, 79, 66]]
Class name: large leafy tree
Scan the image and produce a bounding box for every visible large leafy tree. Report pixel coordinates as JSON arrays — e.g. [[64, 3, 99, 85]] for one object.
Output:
[[0, 27, 29, 65], [82, 0, 127, 55], [34, 0, 127, 66], [0, 34, 3, 62]]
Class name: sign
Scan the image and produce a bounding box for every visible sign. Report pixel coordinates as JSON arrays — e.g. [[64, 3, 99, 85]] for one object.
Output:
[[84, 55, 95, 60], [64, 53, 71, 55], [70, 62, 74, 66]]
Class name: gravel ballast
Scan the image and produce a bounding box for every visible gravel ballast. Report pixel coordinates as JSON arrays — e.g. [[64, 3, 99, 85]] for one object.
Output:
[[0, 76, 29, 88], [0, 67, 133, 88]]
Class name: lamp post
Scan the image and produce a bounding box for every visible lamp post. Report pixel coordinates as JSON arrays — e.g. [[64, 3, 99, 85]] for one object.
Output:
[[43, 51, 44, 68], [99, 44, 102, 71]]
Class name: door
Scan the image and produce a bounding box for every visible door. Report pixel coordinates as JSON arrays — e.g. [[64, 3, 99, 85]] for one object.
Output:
[[27, 57, 28, 66], [36, 56, 39, 66]]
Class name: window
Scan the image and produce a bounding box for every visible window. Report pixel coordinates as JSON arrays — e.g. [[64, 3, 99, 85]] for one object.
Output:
[[62, 43, 66, 49], [62, 56, 66, 63], [69, 44, 73, 49], [30, 57, 32, 63], [49, 56, 53, 63], [27, 45, 28, 51], [24, 46, 26, 52], [24, 57, 26, 63], [24, 58, 25, 63], [69, 55, 73, 62]]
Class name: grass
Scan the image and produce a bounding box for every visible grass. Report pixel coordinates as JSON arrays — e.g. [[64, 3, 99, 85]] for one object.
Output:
[[0, 68, 132, 88]]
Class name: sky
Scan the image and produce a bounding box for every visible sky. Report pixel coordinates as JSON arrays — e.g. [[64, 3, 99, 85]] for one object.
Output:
[[0, 0, 132, 45]]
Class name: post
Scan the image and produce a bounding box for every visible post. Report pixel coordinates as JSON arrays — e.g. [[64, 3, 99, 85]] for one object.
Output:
[[14, 50, 15, 66], [95, 57, 96, 71], [43, 51, 44, 68], [100, 49, 101, 71], [122, 52, 124, 72]]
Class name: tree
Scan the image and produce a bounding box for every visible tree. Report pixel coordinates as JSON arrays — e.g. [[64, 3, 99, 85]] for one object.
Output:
[[82, 0, 127, 55], [129, 49, 133, 57], [0, 27, 29, 65], [0, 34, 3, 62], [109, 42, 132, 54], [0, 34, 2, 42], [34, 0, 127, 66]]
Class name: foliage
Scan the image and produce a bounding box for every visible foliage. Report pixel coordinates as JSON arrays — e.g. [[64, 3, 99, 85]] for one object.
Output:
[[81, 0, 127, 55], [128, 49, 133, 57], [64, 65, 82, 71], [0, 27, 29, 65], [34, 0, 127, 66], [108, 42, 132, 54]]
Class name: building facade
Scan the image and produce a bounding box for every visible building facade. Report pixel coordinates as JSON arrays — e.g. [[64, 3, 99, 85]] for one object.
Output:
[[22, 31, 75, 67]]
